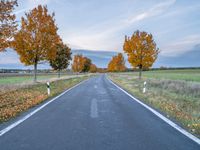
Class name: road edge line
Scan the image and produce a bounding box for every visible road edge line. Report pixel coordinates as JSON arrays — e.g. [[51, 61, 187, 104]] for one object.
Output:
[[0, 78, 89, 137], [106, 76, 200, 145]]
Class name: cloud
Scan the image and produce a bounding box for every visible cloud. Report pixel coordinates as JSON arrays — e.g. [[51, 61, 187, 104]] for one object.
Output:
[[161, 35, 200, 57], [27, 0, 50, 6], [14, 0, 51, 15], [125, 0, 176, 25], [14, 0, 177, 51], [161, 3, 200, 18], [14, 8, 29, 15], [62, 0, 176, 50], [0, 50, 20, 64]]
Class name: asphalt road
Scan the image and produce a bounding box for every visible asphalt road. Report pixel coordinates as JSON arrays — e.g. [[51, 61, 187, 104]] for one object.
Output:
[[0, 75, 199, 150]]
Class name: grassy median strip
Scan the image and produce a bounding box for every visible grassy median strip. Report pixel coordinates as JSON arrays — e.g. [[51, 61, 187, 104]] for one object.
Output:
[[0, 75, 90, 123], [109, 72, 200, 137]]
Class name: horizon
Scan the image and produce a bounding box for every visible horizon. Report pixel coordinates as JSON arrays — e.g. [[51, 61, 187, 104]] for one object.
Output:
[[0, 48, 200, 69]]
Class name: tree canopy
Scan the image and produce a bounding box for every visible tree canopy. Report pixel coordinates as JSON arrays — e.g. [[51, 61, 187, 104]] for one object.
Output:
[[89, 64, 97, 73], [123, 30, 159, 79], [50, 43, 71, 77], [13, 5, 61, 82], [72, 55, 93, 73], [107, 53, 126, 72], [0, 0, 18, 51]]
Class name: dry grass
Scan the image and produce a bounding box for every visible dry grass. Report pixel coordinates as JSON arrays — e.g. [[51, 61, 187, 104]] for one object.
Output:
[[119, 69, 200, 82], [0, 75, 92, 122], [109, 73, 200, 137], [0, 74, 89, 94]]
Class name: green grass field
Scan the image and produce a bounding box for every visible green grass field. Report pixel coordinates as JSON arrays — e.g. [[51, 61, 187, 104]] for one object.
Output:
[[0, 73, 91, 94], [0, 75, 60, 85], [109, 69, 200, 136], [130, 69, 200, 82], [0, 74, 82, 85]]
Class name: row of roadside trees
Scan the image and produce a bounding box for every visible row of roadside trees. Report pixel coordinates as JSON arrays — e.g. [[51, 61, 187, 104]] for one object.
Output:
[[71, 54, 97, 73], [13, 5, 65, 82], [107, 30, 159, 79], [107, 53, 126, 72], [1, 1, 76, 81], [1, 0, 159, 80]]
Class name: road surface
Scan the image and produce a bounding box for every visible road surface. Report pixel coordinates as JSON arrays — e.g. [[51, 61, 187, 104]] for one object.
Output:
[[0, 75, 199, 150]]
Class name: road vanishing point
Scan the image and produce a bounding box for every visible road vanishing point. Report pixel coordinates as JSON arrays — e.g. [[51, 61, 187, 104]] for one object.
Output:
[[0, 75, 199, 150]]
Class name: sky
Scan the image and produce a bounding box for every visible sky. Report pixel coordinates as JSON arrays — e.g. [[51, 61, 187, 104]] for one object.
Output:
[[1, 0, 200, 68]]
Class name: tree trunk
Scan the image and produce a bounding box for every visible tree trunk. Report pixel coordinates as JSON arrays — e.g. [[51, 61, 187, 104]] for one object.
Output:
[[34, 63, 37, 83], [58, 70, 61, 78], [139, 66, 142, 80]]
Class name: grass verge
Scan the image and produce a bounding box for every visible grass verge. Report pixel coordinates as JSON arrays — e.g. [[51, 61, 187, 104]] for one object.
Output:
[[0, 75, 91, 123], [121, 69, 200, 82], [108, 73, 200, 137], [0, 74, 88, 85]]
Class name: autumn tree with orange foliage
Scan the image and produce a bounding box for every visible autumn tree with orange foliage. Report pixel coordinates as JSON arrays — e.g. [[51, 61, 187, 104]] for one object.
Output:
[[123, 30, 159, 79], [107, 53, 126, 72], [0, 0, 18, 51], [13, 5, 61, 82], [72, 54, 85, 73], [72, 55, 93, 73], [89, 64, 97, 73]]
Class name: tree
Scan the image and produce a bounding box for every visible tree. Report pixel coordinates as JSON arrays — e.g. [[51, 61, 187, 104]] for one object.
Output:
[[107, 53, 126, 72], [82, 57, 91, 72], [72, 55, 92, 73], [89, 64, 97, 73], [123, 30, 159, 79], [0, 0, 18, 51], [72, 54, 84, 73], [13, 5, 61, 82], [50, 43, 71, 78], [97, 68, 106, 73]]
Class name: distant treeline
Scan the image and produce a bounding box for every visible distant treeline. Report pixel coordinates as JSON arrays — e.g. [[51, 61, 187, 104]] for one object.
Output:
[[124, 67, 200, 72], [0, 69, 72, 74], [1, 67, 199, 74], [150, 67, 200, 71]]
